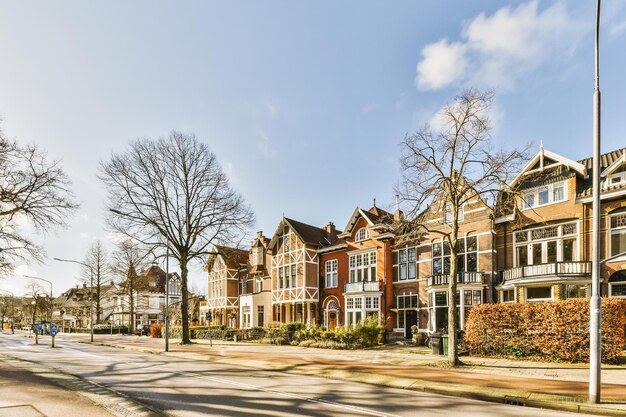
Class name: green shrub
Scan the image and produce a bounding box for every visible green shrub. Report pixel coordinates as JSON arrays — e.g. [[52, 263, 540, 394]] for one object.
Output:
[[290, 316, 384, 349], [465, 298, 626, 363]]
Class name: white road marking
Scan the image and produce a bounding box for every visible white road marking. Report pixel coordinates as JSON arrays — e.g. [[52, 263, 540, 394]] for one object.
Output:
[[177, 370, 402, 417]]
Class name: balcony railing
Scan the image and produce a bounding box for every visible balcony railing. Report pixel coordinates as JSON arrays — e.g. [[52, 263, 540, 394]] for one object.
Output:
[[344, 281, 381, 293], [501, 261, 591, 283], [427, 271, 485, 287]]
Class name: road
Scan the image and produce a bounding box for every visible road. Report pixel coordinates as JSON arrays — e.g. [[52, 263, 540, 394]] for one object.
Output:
[[0, 333, 599, 417]]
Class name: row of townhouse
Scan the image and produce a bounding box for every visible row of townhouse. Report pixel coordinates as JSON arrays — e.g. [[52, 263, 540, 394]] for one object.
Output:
[[204, 145, 626, 340], [53, 265, 181, 329]]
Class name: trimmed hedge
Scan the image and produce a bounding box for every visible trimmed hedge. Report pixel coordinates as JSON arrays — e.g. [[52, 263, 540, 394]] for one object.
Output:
[[150, 323, 164, 338], [465, 298, 626, 363], [292, 317, 385, 349], [163, 325, 235, 340]]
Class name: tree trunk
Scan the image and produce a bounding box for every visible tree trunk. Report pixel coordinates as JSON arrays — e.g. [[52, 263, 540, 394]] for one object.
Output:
[[180, 257, 191, 344], [448, 227, 460, 366]]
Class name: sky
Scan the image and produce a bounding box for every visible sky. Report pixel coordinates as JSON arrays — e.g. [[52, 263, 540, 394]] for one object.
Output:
[[1, 0, 626, 297]]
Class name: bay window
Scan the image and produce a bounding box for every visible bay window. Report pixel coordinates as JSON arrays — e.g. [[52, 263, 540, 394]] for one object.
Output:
[[514, 222, 577, 266], [609, 212, 626, 257], [349, 251, 376, 282]]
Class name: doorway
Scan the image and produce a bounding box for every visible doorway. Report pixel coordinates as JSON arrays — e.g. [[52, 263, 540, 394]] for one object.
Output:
[[405, 310, 417, 339]]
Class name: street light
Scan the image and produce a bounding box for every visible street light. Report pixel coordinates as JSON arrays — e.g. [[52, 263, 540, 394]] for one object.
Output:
[[589, 0, 602, 405], [22, 275, 53, 324], [53, 257, 95, 342]]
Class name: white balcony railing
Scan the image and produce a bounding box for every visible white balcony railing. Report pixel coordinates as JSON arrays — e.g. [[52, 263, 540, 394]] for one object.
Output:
[[344, 281, 381, 293], [427, 272, 485, 287], [501, 261, 591, 282]]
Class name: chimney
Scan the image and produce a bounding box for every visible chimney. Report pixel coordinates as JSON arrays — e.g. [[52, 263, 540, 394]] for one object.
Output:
[[83, 283, 87, 289], [325, 222, 336, 242], [394, 194, 405, 222], [257, 231, 263, 239]]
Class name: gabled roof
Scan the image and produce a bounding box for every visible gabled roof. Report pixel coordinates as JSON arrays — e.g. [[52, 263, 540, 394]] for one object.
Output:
[[599, 149, 626, 177], [206, 245, 249, 271], [509, 146, 585, 188], [339, 205, 393, 239], [268, 217, 332, 250], [577, 147, 626, 198]]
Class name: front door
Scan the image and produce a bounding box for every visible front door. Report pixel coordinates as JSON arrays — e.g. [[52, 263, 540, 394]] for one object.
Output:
[[328, 311, 337, 330], [405, 310, 418, 339]]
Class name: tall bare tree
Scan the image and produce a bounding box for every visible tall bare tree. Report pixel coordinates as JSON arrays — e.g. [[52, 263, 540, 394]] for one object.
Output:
[[110, 238, 150, 333], [0, 128, 78, 274], [81, 240, 111, 324], [100, 132, 254, 343], [396, 89, 527, 366], [25, 280, 45, 324]]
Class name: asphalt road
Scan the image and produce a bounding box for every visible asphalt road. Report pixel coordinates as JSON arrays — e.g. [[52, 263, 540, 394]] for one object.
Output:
[[0, 333, 598, 417]]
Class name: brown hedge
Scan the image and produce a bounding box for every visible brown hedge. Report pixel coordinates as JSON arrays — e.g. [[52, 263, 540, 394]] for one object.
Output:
[[464, 298, 626, 363]]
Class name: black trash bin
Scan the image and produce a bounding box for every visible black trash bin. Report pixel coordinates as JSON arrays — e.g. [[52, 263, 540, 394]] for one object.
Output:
[[431, 332, 443, 355]]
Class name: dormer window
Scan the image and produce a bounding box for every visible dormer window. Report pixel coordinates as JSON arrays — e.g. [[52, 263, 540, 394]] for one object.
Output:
[[444, 203, 463, 224], [356, 227, 370, 242], [522, 180, 567, 209]]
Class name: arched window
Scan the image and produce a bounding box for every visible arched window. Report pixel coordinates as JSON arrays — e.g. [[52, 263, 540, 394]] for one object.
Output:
[[327, 301, 338, 310], [356, 227, 370, 241]]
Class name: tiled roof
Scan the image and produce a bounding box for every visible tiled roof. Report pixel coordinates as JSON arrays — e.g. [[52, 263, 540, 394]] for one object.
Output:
[[577, 147, 626, 198], [285, 217, 330, 246], [213, 245, 249, 269]]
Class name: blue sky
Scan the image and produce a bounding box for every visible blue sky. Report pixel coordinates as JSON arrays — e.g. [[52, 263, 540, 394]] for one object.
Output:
[[2, 1, 626, 296]]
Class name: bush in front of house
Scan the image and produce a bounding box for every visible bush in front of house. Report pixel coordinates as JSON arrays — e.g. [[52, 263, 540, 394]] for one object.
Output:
[[150, 323, 164, 338], [464, 298, 626, 363], [163, 325, 235, 340], [292, 316, 384, 349]]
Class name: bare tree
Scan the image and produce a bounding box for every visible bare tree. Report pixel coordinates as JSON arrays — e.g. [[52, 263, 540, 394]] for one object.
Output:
[[0, 294, 15, 327], [100, 132, 254, 343], [81, 240, 111, 324], [25, 280, 45, 324], [110, 239, 150, 333], [0, 129, 78, 274], [396, 89, 528, 366]]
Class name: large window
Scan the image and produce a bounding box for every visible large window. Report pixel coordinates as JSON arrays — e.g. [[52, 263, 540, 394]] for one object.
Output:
[[349, 251, 376, 282], [522, 181, 566, 209], [393, 247, 416, 281], [514, 222, 577, 266], [397, 294, 418, 309], [610, 212, 626, 257], [345, 295, 380, 327], [563, 284, 586, 299], [444, 203, 464, 224], [325, 259, 338, 288], [526, 286, 552, 302], [432, 235, 477, 274], [356, 227, 370, 242], [277, 264, 297, 288]]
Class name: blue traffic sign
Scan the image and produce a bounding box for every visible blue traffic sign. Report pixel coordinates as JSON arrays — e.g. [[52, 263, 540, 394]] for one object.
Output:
[[50, 324, 58, 337]]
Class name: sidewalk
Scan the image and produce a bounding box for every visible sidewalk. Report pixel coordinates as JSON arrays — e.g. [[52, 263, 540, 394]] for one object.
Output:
[[0, 359, 115, 417], [82, 334, 626, 416]]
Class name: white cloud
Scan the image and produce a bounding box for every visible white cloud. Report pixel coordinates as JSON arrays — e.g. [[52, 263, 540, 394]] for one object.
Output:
[[256, 128, 278, 159], [415, 1, 586, 91], [416, 39, 467, 90], [79, 232, 92, 240]]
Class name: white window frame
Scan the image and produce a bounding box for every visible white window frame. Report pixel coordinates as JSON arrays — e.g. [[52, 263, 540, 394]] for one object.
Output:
[[521, 180, 567, 210], [513, 221, 578, 267], [609, 212, 626, 258], [325, 259, 338, 288], [349, 251, 376, 283], [345, 295, 381, 327], [394, 247, 417, 281], [356, 227, 370, 242], [525, 286, 554, 302]]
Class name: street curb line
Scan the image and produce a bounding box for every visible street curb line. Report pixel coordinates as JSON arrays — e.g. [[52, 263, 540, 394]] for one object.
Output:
[[0, 353, 164, 417], [89, 341, 626, 417]]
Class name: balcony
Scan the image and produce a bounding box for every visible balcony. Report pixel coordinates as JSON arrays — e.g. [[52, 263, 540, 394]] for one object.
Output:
[[344, 281, 381, 293], [501, 261, 591, 283], [427, 272, 485, 287]]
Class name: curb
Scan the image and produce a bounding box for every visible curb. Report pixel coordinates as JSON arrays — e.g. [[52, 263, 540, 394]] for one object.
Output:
[[90, 341, 626, 417]]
